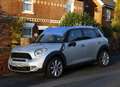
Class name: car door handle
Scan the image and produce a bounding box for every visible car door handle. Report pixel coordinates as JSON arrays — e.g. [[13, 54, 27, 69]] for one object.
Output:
[[81, 44, 85, 47], [98, 41, 101, 44]]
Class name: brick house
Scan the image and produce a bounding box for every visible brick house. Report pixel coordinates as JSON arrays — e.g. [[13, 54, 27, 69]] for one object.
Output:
[[0, 0, 115, 37], [0, 0, 115, 44], [93, 0, 115, 28], [0, 0, 84, 39], [0, 0, 83, 24], [81, 0, 115, 28], [0, 0, 115, 74]]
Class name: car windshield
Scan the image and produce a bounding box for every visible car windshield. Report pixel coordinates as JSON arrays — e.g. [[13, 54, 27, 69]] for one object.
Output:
[[36, 28, 66, 43]]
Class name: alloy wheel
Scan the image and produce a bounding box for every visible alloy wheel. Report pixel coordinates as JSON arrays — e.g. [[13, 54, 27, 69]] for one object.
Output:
[[101, 52, 110, 66], [47, 58, 63, 78]]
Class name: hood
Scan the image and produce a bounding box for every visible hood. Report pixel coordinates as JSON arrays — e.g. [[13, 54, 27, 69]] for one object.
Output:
[[12, 43, 63, 53]]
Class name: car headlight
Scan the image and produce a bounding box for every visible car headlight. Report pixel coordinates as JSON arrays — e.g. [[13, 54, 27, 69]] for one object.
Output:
[[34, 48, 48, 57]]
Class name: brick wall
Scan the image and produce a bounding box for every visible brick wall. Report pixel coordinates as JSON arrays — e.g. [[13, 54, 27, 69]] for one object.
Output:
[[0, 0, 84, 25], [93, 0, 103, 24], [93, 0, 114, 27], [0, 10, 11, 74]]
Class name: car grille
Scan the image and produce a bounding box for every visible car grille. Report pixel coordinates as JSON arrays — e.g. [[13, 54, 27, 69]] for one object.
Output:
[[10, 65, 30, 71], [11, 53, 32, 60], [12, 59, 26, 62]]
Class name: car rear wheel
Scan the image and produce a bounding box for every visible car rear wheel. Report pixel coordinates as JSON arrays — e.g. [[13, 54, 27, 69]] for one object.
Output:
[[97, 50, 110, 67], [46, 57, 63, 78]]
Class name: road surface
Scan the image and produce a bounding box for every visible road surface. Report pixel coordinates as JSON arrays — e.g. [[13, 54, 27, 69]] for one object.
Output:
[[0, 55, 120, 87]]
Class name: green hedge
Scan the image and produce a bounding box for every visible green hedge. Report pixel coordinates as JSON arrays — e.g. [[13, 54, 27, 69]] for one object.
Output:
[[59, 12, 96, 26]]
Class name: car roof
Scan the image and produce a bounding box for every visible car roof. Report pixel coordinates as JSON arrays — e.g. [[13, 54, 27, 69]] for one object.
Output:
[[46, 26, 96, 31], [42, 26, 97, 36]]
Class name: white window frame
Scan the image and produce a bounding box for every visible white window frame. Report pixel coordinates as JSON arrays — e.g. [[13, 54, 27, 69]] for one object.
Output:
[[22, 23, 35, 38], [22, 0, 34, 14], [65, 0, 75, 12]]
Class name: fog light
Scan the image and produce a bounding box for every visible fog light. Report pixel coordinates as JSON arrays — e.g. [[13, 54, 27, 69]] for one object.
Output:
[[30, 66, 36, 70]]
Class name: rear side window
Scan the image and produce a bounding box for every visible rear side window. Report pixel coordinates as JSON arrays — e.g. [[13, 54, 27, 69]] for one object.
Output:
[[82, 29, 98, 39]]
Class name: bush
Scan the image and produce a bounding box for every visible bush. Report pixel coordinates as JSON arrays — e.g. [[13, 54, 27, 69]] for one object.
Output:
[[101, 26, 113, 39], [112, 0, 120, 33], [112, 26, 120, 32], [59, 12, 96, 26], [59, 12, 82, 26], [7, 17, 25, 45]]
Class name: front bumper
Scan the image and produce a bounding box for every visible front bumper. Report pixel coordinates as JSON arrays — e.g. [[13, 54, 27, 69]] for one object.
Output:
[[8, 58, 45, 73]]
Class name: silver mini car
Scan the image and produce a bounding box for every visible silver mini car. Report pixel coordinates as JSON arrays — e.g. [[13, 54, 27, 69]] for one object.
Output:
[[8, 26, 110, 78]]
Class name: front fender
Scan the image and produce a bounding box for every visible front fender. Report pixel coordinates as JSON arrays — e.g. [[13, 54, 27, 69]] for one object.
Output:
[[43, 51, 66, 70]]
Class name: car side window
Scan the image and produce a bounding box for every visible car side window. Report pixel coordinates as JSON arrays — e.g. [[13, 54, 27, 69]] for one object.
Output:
[[68, 29, 83, 41], [94, 29, 102, 37], [82, 29, 98, 39]]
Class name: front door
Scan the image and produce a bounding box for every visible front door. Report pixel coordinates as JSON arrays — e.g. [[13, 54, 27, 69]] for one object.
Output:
[[63, 29, 86, 65]]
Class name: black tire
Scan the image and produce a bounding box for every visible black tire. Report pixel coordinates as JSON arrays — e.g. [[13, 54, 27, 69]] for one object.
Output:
[[97, 50, 110, 67], [46, 57, 64, 78]]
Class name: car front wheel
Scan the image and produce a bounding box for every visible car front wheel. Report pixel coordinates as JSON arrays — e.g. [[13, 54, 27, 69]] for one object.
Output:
[[46, 57, 64, 78]]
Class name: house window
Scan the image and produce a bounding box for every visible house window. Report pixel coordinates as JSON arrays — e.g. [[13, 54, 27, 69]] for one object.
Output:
[[105, 9, 111, 21], [65, 0, 75, 12], [23, 0, 34, 14]]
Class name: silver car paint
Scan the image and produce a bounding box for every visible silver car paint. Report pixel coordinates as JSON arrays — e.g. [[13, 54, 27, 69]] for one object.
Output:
[[63, 41, 87, 65], [8, 26, 109, 72], [8, 43, 63, 72]]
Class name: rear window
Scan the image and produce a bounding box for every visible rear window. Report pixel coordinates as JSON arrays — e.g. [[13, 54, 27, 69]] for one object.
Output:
[[68, 29, 83, 41]]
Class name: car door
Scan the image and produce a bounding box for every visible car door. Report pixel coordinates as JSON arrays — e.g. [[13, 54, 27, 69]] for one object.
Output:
[[82, 28, 100, 60], [63, 29, 87, 65]]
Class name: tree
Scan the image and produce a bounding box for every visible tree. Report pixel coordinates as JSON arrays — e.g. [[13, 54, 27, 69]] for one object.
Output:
[[112, 0, 120, 32], [12, 18, 25, 45], [59, 12, 96, 26], [8, 17, 25, 45], [0, 10, 11, 48], [82, 13, 97, 26]]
